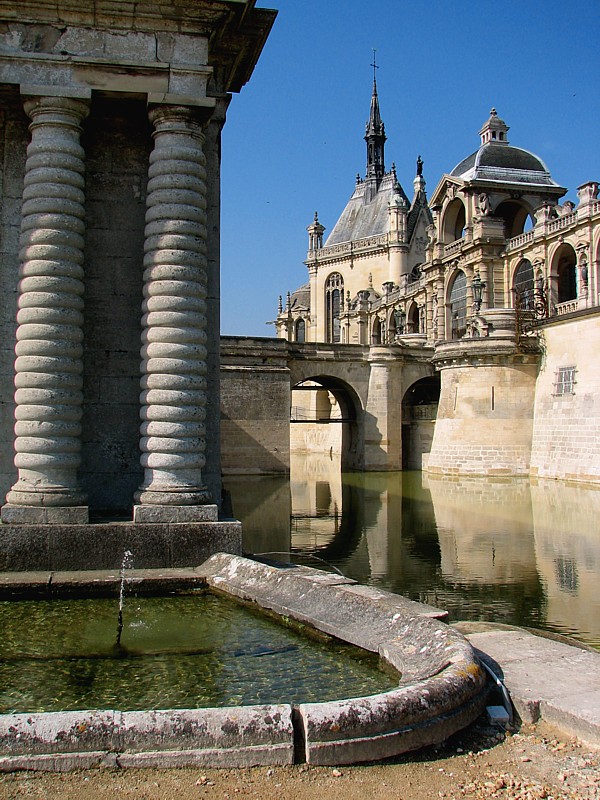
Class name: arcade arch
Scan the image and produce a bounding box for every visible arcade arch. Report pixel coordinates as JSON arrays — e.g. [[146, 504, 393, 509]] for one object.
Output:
[[441, 197, 466, 243], [402, 375, 441, 470], [494, 199, 533, 238], [290, 375, 362, 471], [551, 242, 577, 305]]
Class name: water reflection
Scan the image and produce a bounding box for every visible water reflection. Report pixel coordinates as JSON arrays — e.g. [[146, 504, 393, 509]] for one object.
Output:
[[224, 459, 600, 651]]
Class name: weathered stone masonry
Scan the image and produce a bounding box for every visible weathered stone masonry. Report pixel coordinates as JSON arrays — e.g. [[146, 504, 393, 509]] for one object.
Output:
[[0, 1, 276, 552]]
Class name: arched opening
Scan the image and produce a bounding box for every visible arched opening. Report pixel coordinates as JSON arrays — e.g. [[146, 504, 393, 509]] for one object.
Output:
[[402, 375, 441, 470], [441, 198, 466, 243], [449, 270, 467, 339], [290, 376, 361, 472], [494, 200, 533, 239], [295, 318, 306, 343], [513, 258, 534, 308], [552, 243, 577, 305], [371, 317, 383, 345], [325, 273, 343, 343], [407, 303, 420, 334]]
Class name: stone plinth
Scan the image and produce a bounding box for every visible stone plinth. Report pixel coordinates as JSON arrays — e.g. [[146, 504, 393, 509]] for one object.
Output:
[[0, 521, 242, 572]]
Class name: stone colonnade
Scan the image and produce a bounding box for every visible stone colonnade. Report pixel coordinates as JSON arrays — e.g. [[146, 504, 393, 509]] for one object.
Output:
[[1, 93, 216, 525]]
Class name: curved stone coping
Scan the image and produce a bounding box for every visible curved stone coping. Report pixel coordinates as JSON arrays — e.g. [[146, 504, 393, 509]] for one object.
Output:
[[0, 553, 488, 770], [201, 554, 488, 765], [0, 706, 294, 772]]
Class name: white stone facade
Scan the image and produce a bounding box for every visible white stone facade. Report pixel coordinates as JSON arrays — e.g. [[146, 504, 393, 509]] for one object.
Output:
[[275, 100, 600, 484]]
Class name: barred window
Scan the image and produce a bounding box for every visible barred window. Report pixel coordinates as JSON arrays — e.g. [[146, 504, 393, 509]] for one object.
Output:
[[554, 366, 576, 396]]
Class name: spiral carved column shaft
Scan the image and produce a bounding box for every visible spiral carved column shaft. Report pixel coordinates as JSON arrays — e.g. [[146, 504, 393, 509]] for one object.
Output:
[[3, 95, 89, 521], [135, 105, 215, 518]]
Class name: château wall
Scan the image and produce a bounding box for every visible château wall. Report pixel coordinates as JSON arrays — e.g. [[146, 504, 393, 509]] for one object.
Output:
[[220, 337, 290, 475], [530, 313, 600, 483], [426, 352, 539, 476]]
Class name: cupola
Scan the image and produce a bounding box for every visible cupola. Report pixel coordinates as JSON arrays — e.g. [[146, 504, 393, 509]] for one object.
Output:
[[479, 108, 509, 145]]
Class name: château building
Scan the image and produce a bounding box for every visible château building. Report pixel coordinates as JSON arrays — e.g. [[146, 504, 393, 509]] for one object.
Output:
[[273, 78, 600, 485]]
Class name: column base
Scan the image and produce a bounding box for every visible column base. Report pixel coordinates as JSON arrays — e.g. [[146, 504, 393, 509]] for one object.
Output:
[[1, 505, 89, 525], [133, 504, 218, 523]]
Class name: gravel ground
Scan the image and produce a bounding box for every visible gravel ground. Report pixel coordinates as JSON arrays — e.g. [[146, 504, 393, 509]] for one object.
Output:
[[1, 719, 599, 800]]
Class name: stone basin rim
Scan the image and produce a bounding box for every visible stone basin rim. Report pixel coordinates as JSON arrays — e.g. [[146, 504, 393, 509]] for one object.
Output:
[[0, 552, 488, 770]]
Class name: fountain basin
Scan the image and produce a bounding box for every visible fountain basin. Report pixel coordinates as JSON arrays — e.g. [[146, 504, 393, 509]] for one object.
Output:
[[0, 553, 488, 770]]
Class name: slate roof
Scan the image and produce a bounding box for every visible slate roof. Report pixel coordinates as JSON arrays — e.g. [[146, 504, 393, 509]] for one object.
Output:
[[325, 173, 410, 245], [450, 142, 559, 187]]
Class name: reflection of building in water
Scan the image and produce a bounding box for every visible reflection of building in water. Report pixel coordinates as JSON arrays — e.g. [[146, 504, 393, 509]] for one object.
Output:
[[223, 475, 291, 557], [531, 481, 600, 645], [425, 474, 537, 585]]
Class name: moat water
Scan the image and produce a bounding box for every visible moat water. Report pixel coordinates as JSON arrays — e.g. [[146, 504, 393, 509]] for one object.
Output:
[[224, 459, 600, 652]]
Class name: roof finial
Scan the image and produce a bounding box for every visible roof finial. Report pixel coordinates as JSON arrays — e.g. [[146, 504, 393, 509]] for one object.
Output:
[[371, 48, 378, 84]]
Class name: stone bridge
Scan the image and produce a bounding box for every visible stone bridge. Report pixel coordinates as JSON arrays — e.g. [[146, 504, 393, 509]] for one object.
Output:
[[220, 336, 437, 474]]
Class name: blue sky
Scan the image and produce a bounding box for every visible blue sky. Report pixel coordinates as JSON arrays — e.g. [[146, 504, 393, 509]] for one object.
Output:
[[220, 0, 600, 336]]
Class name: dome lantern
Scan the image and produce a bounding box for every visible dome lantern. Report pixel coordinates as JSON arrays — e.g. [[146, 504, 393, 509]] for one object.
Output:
[[479, 108, 510, 146]]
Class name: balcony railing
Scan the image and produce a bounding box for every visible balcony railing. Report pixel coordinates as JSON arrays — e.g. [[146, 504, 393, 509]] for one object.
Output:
[[443, 237, 465, 257], [505, 230, 534, 251], [554, 299, 579, 316]]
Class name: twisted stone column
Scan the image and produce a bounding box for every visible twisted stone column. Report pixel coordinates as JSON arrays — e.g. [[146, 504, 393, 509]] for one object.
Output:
[[134, 105, 216, 522], [3, 95, 90, 523]]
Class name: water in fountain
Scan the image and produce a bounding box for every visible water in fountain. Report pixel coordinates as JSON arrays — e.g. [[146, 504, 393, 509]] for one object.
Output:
[[115, 550, 133, 650]]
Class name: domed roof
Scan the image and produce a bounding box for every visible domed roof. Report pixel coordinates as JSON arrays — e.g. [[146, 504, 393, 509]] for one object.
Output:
[[450, 143, 554, 184], [449, 109, 560, 188]]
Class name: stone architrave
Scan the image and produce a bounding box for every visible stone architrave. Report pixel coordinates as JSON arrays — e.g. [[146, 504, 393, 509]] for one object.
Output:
[[134, 104, 217, 523], [2, 94, 90, 524]]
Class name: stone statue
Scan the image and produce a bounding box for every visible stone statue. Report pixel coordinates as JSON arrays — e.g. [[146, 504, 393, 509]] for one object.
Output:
[[416, 155, 423, 176], [478, 193, 491, 216]]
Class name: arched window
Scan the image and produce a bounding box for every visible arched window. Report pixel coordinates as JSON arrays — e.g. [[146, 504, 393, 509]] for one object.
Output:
[[371, 317, 382, 345], [325, 273, 343, 343], [295, 318, 305, 343], [513, 259, 534, 309], [407, 304, 420, 333], [557, 249, 577, 303], [449, 270, 467, 339]]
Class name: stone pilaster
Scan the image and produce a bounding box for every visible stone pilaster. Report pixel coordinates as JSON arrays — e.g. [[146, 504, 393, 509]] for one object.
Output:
[[2, 94, 90, 524], [134, 104, 217, 523]]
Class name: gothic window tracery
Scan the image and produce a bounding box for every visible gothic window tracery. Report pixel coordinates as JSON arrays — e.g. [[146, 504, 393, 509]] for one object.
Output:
[[325, 272, 344, 343]]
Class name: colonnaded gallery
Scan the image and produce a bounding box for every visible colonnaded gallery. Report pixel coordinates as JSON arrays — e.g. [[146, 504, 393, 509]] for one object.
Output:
[[267, 76, 600, 486]]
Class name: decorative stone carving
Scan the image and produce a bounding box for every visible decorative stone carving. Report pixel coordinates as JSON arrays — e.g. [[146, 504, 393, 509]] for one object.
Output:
[[3, 94, 90, 522], [135, 105, 215, 518]]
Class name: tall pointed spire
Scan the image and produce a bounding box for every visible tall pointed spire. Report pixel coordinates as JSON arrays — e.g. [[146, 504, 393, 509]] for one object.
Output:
[[364, 50, 386, 193]]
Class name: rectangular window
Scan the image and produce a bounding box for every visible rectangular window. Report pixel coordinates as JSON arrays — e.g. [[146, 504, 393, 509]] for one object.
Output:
[[554, 366, 576, 396]]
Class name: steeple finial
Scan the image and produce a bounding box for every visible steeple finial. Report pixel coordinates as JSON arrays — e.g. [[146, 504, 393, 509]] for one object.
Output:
[[371, 48, 378, 84], [364, 51, 386, 191]]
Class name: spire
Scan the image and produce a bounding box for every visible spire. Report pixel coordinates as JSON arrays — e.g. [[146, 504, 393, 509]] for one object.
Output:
[[364, 50, 386, 190]]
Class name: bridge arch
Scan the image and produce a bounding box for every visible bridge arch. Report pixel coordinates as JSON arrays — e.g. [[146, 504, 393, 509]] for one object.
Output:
[[290, 373, 364, 471], [402, 374, 441, 470]]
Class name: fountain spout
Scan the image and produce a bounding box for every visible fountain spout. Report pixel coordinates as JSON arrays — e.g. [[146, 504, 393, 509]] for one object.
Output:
[[116, 550, 133, 649]]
